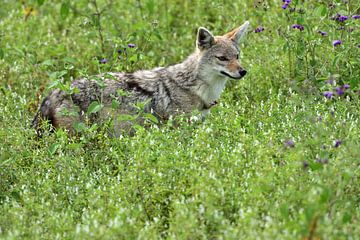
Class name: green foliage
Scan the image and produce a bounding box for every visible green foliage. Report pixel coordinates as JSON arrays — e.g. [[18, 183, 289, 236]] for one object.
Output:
[[87, 101, 104, 115], [0, 0, 359, 239]]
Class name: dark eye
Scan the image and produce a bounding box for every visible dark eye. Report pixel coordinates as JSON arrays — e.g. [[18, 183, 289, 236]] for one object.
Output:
[[216, 56, 229, 61], [236, 54, 239, 59]]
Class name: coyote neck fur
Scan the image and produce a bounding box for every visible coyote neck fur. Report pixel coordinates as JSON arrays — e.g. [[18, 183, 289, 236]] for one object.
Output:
[[174, 51, 226, 104], [139, 50, 226, 106]]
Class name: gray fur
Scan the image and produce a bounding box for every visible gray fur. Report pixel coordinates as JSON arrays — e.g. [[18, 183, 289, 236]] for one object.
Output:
[[32, 22, 250, 135]]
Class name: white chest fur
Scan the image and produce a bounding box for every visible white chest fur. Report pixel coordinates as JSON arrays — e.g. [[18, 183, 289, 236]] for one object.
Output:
[[196, 73, 228, 104]]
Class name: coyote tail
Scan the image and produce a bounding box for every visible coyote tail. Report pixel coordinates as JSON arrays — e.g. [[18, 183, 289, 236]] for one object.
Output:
[[31, 96, 53, 136]]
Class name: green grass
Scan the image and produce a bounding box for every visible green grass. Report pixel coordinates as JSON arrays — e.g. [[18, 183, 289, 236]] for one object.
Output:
[[1, 0, 360, 239]]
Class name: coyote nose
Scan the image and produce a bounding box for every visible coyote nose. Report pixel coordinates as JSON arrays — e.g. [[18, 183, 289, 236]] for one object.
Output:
[[239, 69, 247, 77]]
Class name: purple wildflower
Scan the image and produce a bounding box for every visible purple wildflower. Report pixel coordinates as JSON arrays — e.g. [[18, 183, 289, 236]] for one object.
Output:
[[282, 0, 291, 9], [284, 139, 295, 148], [292, 24, 304, 31], [323, 91, 333, 99], [303, 161, 309, 169], [338, 15, 348, 22], [343, 84, 350, 89], [335, 87, 345, 96], [99, 58, 108, 64], [254, 26, 265, 33], [282, 4, 288, 9], [117, 49, 122, 54], [352, 15, 360, 19], [127, 43, 136, 48], [334, 140, 342, 148], [318, 30, 327, 36], [332, 40, 342, 47], [332, 13, 348, 22], [326, 78, 334, 85]]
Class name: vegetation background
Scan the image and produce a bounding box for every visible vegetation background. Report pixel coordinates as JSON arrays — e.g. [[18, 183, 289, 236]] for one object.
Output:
[[0, 0, 359, 239]]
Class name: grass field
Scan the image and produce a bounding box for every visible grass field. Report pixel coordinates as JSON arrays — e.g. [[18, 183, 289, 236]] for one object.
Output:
[[1, 0, 360, 239]]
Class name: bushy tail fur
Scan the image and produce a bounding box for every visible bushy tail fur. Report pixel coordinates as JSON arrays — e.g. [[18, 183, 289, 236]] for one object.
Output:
[[31, 96, 54, 136]]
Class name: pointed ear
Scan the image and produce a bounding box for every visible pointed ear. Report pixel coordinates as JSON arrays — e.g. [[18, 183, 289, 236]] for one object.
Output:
[[197, 27, 215, 50], [224, 21, 250, 44]]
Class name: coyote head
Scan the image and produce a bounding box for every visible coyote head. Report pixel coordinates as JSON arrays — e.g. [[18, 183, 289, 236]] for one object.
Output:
[[197, 21, 249, 80]]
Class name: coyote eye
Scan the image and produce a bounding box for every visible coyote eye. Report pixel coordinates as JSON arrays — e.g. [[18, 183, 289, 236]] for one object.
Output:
[[216, 56, 229, 61], [236, 54, 239, 59]]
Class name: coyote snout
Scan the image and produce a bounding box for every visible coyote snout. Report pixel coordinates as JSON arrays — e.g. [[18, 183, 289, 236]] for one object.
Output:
[[220, 60, 247, 80]]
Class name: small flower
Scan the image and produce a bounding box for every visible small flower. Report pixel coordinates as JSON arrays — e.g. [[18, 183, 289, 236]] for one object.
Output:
[[343, 84, 350, 89], [323, 91, 333, 99], [352, 15, 360, 19], [303, 161, 309, 169], [332, 40, 342, 47], [338, 15, 348, 22], [99, 58, 108, 64], [117, 49, 122, 54], [335, 87, 344, 96], [292, 24, 304, 31], [331, 13, 348, 22], [127, 43, 136, 48], [318, 30, 328, 36], [254, 26, 265, 33], [281, 0, 291, 9], [334, 140, 342, 148], [284, 139, 295, 148], [326, 78, 334, 85]]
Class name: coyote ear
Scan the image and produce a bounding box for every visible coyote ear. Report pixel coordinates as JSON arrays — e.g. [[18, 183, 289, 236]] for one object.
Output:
[[225, 21, 250, 44], [197, 27, 215, 50]]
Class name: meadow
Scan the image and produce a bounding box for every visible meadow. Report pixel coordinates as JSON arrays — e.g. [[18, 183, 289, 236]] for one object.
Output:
[[0, 0, 360, 239]]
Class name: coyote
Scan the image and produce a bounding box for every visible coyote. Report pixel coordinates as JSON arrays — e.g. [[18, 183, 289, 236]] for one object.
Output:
[[32, 21, 250, 135]]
